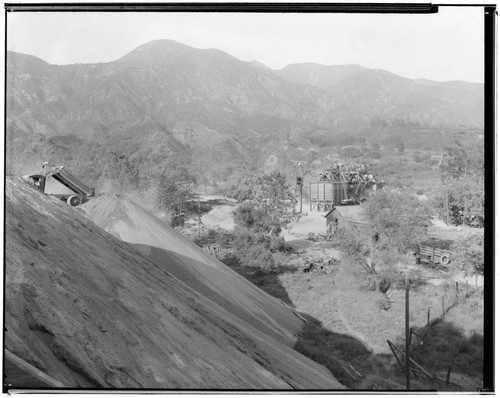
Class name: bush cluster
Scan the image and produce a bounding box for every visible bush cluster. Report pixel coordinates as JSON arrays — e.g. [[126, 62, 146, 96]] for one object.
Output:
[[451, 231, 484, 276], [331, 225, 368, 260], [433, 177, 484, 227], [362, 189, 431, 254], [230, 231, 288, 271], [195, 229, 289, 272]]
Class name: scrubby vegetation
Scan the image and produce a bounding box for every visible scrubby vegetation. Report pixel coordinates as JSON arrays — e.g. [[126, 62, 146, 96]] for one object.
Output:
[[362, 189, 432, 254], [231, 171, 295, 235], [435, 136, 484, 227], [331, 225, 368, 261], [173, 126, 484, 392]]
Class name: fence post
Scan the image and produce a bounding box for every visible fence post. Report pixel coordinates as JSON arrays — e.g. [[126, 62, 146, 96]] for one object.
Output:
[[405, 276, 410, 390], [446, 363, 452, 385], [442, 296, 445, 318], [456, 281, 459, 297], [427, 306, 430, 326]]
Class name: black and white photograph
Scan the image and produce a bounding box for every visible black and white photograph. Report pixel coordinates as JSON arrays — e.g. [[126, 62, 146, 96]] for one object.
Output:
[[4, 3, 493, 392]]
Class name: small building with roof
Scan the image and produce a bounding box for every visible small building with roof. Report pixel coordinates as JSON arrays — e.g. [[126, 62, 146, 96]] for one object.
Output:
[[325, 205, 369, 237]]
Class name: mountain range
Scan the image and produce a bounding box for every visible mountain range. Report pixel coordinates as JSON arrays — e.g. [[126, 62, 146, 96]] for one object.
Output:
[[6, 39, 483, 186]]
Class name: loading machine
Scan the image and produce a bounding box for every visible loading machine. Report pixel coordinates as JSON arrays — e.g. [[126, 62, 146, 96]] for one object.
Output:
[[23, 162, 95, 206]]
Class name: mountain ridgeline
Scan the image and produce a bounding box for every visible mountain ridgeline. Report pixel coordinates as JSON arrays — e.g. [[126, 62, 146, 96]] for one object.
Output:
[[7, 39, 483, 189]]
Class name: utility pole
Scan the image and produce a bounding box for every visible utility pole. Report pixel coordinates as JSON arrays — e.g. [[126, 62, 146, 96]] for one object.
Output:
[[295, 162, 304, 213], [405, 276, 411, 390]]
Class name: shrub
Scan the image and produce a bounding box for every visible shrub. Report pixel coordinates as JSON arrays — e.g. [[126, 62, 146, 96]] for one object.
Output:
[[215, 231, 234, 248], [332, 225, 368, 260], [270, 235, 287, 252], [155, 171, 197, 226], [451, 231, 484, 276], [239, 245, 276, 270], [232, 201, 267, 232], [228, 231, 277, 270], [434, 177, 484, 227], [362, 189, 432, 254]]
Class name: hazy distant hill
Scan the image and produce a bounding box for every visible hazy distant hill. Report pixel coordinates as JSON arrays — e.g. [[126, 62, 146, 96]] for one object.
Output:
[[6, 39, 483, 187], [275, 63, 483, 128], [250, 60, 273, 71]]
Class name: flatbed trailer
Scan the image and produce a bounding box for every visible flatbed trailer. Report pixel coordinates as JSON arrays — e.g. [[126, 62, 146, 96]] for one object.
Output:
[[413, 245, 452, 266]]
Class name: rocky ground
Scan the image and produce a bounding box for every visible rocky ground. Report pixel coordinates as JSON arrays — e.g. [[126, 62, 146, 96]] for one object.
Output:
[[4, 178, 345, 390]]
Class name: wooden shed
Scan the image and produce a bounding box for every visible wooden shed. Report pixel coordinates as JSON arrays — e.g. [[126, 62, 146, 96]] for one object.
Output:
[[325, 205, 369, 237]]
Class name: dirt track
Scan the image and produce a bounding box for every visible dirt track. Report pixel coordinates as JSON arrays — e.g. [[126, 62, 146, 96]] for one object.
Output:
[[5, 178, 344, 390]]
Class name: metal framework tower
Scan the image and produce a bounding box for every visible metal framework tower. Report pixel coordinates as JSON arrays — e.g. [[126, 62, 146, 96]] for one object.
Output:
[[310, 160, 380, 211]]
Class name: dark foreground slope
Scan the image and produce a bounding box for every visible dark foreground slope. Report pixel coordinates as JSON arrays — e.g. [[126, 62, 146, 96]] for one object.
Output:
[[4, 178, 344, 390]]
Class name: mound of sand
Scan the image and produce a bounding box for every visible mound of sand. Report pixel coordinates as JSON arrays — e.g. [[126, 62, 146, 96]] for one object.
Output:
[[82, 193, 302, 345], [5, 180, 344, 389], [201, 205, 236, 231], [82, 194, 209, 264]]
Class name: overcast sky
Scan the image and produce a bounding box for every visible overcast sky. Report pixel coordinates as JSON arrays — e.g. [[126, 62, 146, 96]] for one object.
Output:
[[7, 6, 484, 83]]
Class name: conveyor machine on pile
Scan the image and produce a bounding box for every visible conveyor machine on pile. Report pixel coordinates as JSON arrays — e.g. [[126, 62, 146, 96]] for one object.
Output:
[[23, 162, 95, 206]]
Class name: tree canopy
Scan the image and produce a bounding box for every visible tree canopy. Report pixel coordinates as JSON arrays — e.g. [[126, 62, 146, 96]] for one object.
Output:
[[437, 135, 484, 227], [232, 171, 294, 235], [434, 176, 484, 227], [451, 231, 484, 276], [362, 189, 432, 253], [440, 137, 484, 181]]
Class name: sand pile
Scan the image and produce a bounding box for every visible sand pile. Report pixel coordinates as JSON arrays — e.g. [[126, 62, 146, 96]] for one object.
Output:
[[5, 178, 344, 389], [82, 194, 208, 264], [201, 205, 236, 231], [82, 193, 302, 345]]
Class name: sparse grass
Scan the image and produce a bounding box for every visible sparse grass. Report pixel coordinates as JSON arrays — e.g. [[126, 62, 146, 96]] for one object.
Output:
[[218, 224, 483, 391], [279, 251, 484, 391]]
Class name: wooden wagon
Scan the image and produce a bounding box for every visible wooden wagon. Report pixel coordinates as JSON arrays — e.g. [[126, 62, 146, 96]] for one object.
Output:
[[413, 245, 452, 266]]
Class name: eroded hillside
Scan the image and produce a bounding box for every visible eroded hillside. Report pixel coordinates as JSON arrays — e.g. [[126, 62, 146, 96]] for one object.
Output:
[[4, 178, 344, 390]]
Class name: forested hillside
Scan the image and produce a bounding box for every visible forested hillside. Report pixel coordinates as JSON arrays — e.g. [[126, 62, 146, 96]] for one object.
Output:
[[6, 39, 484, 198]]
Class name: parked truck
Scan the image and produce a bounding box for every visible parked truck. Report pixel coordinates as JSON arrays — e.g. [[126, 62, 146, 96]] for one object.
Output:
[[23, 162, 95, 206], [412, 245, 452, 266]]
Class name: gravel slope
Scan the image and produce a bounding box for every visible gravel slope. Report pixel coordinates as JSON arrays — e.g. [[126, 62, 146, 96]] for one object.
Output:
[[5, 178, 344, 390], [82, 193, 304, 345]]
